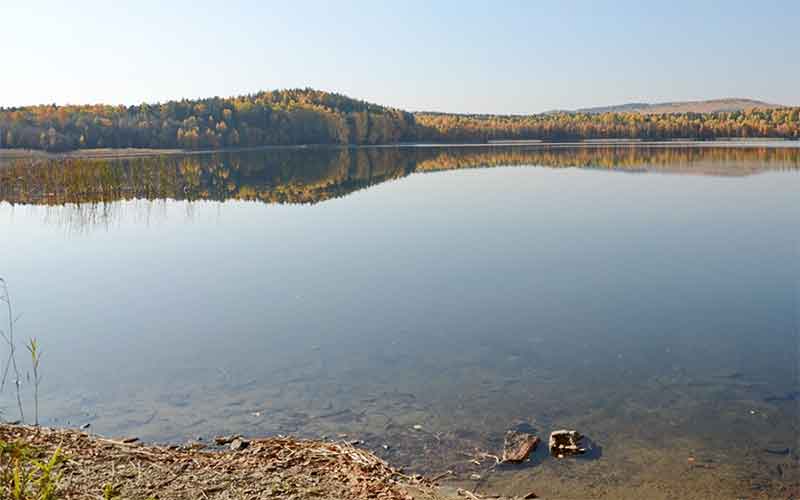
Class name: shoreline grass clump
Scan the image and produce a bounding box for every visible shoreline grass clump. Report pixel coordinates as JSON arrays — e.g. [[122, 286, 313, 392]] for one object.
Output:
[[0, 438, 64, 500], [25, 339, 42, 428]]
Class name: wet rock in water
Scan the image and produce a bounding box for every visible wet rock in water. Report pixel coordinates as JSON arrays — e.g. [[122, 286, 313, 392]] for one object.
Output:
[[501, 430, 540, 463], [214, 434, 241, 446], [80, 423, 91, 430], [548, 429, 587, 457], [229, 438, 249, 451]]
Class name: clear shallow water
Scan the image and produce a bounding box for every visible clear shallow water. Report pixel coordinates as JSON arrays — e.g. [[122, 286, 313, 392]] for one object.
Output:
[[1, 145, 798, 498]]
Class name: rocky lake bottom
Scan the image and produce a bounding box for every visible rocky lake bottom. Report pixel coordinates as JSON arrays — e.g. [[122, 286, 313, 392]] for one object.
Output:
[[1, 144, 798, 498]]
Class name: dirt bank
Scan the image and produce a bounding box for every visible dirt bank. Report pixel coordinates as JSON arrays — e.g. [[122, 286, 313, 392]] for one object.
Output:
[[0, 424, 530, 500]]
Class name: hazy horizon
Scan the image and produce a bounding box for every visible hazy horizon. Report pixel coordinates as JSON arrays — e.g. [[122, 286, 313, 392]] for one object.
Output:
[[0, 90, 787, 115], [3, 1, 799, 113]]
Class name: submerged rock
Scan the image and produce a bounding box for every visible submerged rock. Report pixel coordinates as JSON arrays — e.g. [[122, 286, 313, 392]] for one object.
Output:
[[764, 391, 800, 402], [214, 434, 241, 446], [548, 429, 587, 458], [229, 438, 250, 451], [501, 430, 540, 463]]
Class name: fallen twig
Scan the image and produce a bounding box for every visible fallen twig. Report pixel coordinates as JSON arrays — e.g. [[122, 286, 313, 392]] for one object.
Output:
[[430, 470, 453, 482]]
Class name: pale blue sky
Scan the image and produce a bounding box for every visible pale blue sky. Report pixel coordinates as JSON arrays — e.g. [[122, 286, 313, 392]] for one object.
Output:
[[2, 0, 798, 113]]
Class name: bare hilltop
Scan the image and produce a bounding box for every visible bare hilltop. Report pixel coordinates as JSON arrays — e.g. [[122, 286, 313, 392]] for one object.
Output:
[[575, 98, 781, 114]]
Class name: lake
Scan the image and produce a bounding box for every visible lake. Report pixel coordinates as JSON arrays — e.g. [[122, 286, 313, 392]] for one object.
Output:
[[1, 144, 798, 499]]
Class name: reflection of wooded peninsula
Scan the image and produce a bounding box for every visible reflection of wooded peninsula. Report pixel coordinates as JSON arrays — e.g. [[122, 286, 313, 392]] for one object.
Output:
[[1, 146, 798, 206]]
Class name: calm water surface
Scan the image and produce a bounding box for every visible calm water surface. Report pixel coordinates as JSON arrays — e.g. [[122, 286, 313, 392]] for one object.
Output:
[[1, 145, 798, 498]]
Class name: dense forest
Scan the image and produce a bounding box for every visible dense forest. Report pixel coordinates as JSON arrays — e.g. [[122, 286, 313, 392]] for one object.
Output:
[[415, 108, 800, 142], [0, 89, 416, 152], [414, 107, 800, 142], [0, 88, 798, 152]]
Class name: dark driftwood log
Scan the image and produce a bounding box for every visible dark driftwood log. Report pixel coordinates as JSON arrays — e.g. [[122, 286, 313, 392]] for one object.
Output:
[[501, 430, 540, 463]]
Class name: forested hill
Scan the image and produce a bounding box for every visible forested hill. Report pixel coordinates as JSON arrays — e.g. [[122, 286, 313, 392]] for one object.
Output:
[[1, 89, 798, 152], [0, 89, 417, 152]]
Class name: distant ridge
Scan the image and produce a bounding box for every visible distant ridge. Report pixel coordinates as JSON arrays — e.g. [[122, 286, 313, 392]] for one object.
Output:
[[574, 98, 781, 114]]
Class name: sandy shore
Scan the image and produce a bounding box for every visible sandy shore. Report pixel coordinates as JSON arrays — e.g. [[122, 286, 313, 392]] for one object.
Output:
[[0, 423, 530, 500]]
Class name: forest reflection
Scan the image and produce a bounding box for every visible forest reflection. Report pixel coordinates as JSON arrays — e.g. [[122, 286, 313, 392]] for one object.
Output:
[[1, 146, 797, 220]]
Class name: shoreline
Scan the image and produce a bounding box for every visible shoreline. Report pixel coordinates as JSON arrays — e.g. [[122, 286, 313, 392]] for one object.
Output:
[[1, 423, 507, 500], [1, 138, 798, 162]]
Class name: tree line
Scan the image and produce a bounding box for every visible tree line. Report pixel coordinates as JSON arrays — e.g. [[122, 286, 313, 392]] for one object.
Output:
[[0, 89, 416, 152], [414, 107, 800, 142], [0, 89, 798, 152]]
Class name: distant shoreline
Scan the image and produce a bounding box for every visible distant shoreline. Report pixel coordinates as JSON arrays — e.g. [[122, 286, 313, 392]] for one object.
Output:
[[1, 138, 798, 162]]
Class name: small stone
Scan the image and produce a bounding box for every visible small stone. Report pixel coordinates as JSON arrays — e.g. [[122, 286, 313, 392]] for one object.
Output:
[[214, 434, 241, 446], [469, 473, 482, 481], [548, 429, 587, 457], [523, 492, 539, 499], [413, 424, 423, 431], [501, 430, 540, 463], [229, 438, 249, 451], [80, 423, 91, 430], [382, 444, 391, 450]]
